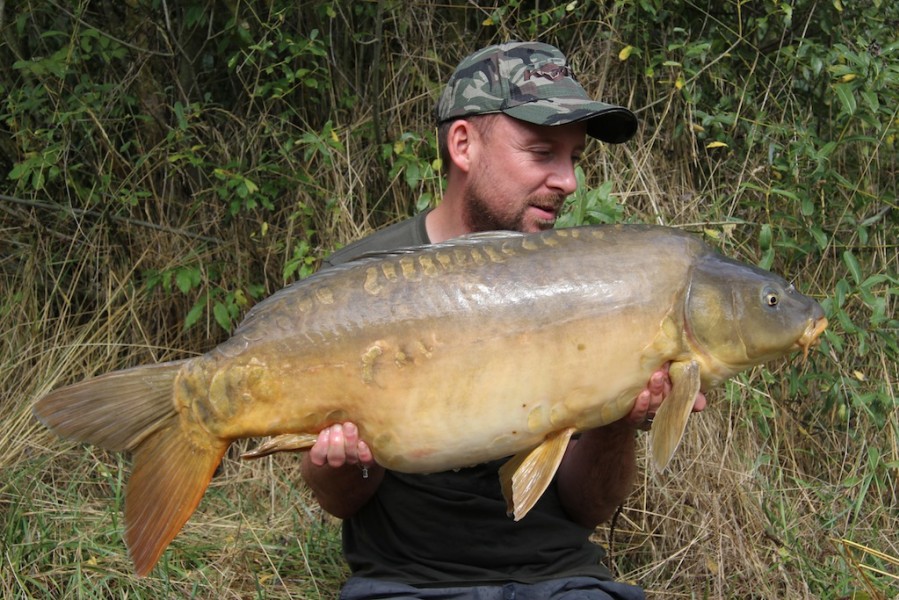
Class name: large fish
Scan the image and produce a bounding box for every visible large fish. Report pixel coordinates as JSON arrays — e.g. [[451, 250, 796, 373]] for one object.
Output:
[[33, 224, 827, 576]]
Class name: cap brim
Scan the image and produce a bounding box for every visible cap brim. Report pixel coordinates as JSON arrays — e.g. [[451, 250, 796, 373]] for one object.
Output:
[[503, 101, 638, 144]]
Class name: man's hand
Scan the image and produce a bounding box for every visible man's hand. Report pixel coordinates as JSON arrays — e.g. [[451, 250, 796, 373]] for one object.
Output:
[[624, 362, 707, 429], [557, 363, 707, 526], [308, 422, 377, 469], [300, 422, 382, 519]]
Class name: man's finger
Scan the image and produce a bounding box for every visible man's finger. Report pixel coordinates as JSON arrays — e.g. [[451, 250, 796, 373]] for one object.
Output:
[[309, 428, 331, 466], [326, 424, 347, 467]]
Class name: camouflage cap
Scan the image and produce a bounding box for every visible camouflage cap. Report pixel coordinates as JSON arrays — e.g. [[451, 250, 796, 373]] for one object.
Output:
[[436, 41, 638, 144]]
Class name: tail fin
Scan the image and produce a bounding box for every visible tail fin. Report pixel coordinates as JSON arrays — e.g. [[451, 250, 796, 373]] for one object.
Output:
[[126, 415, 228, 575], [33, 361, 229, 576], [32, 361, 187, 451]]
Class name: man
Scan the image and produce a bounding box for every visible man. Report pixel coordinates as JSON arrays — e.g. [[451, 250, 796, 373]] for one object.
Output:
[[300, 42, 706, 600]]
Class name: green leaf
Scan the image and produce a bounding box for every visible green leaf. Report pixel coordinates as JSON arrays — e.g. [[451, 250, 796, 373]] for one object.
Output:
[[833, 83, 856, 115], [8, 161, 30, 181], [842, 250, 862, 285], [810, 227, 829, 250], [174, 101, 188, 130], [213, 302, 232, 332], [834, 278, 849, 308], [759, 224, 772, 250], [759, 247, 775, 270], [860, 89, 879, 112], [860, 274, 893, 289], [404, 162, 420, 189], [184, 299, 206, 330], [800, 197, 815, 216], [175, 269, 195, 294]]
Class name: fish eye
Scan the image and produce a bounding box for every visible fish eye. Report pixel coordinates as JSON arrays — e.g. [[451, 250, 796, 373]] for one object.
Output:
[[765, 292, 779, 307]]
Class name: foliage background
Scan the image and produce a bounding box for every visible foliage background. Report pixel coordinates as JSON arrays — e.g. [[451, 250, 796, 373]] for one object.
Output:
[[1, 0, 896, 598]]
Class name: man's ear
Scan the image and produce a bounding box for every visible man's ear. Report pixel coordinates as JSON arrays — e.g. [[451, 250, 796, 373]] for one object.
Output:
[[446, 119, 476, 174]]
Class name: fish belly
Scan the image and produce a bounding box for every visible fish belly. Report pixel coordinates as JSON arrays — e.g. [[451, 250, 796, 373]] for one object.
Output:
[[187, 303, 673, 474]]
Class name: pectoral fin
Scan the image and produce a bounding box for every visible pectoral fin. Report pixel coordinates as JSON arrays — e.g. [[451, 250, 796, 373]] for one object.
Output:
[[650, 360, 700, 471], [241, 433, 319, 459], [499, 427, 576, 521]]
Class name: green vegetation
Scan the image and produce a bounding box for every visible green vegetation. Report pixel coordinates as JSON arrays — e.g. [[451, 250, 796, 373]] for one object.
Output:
[[1, 1, 896, 598]]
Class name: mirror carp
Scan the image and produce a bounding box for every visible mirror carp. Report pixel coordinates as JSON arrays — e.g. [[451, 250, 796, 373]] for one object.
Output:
[[33, 224, 828, 575]]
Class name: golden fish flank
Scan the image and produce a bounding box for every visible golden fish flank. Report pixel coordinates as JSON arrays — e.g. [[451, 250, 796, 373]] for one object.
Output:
[[32, 224, 827, 576]]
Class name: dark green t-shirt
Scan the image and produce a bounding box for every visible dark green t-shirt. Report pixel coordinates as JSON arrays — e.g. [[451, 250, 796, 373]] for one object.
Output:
[[321, 210, 612, 586]]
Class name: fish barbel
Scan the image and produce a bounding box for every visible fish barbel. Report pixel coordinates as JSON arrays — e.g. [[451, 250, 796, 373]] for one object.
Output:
[[33, 224, 827, 575]]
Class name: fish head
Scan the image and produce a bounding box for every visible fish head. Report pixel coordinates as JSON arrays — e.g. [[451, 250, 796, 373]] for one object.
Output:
[[685, 253, 827, 385]]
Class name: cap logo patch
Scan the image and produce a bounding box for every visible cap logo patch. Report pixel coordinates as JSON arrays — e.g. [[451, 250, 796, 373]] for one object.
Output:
[[524, 65, 573, 82]]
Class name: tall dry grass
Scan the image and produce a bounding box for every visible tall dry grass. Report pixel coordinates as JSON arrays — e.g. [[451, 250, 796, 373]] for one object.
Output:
[[4, 136, 896, 600], [2, 1, 897, 598]]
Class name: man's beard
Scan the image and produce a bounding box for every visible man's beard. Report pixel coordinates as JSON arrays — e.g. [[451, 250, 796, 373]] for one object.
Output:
[[462, 189, 523, 233], [462, 176, 565, 234]]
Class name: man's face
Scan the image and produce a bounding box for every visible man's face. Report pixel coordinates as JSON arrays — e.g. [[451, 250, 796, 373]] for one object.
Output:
[[462, 115, 587, 234]]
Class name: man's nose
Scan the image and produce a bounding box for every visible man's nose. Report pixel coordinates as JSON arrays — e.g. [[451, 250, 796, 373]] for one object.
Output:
[[547, 160, 578, 195]]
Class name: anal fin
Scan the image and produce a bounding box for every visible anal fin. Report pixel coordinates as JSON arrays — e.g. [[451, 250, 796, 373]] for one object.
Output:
[[241, 433, 319, 459], [499, 427, 576, 521], [650, 360, 700, 471]]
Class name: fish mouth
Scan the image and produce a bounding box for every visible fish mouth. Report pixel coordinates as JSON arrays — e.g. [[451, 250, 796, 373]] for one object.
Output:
[[796, 316, 828, 360]]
